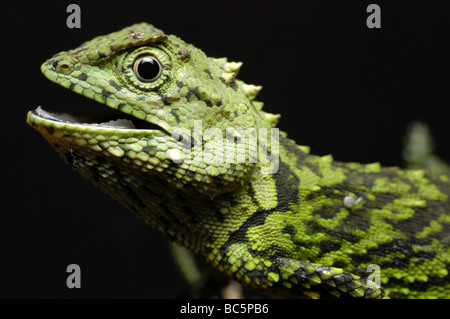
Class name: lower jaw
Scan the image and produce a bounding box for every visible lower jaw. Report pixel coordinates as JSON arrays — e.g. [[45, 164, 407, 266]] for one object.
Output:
[[26, 111, 168, 155]]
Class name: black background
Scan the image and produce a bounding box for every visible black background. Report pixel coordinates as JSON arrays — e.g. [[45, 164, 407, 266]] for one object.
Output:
[[2, 0, 449, 298]]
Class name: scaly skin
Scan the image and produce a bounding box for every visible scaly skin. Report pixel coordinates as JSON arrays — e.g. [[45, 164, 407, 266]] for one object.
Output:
[[27, 23, 450, 298]]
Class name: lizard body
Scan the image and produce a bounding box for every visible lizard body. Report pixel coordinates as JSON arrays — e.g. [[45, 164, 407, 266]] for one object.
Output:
[[27, 23, 450, 298]]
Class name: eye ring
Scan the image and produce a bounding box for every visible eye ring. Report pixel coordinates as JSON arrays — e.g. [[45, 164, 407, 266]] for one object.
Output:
[[132, 55, 163, 83]]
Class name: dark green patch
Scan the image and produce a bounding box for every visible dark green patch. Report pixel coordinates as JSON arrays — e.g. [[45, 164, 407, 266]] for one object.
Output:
[[109, 80, 122, 91], [274, 160, 300, 211], [204, 69, 213, 79], [142, 145, 155, 153], [101, 89, 110, 98], [78, 73, 88, 81]]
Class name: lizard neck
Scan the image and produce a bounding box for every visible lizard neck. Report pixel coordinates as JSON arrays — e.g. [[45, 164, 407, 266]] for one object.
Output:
[[204, 132, 449, 275], [57, 130, 449, 260]]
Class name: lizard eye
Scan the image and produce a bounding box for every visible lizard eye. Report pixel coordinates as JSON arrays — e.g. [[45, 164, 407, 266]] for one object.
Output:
[[133, 55, 162, 82], [119, 47, 171, 91]]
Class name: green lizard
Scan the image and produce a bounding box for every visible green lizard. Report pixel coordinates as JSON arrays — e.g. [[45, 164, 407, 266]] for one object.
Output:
[[27, 23, 450, 299]]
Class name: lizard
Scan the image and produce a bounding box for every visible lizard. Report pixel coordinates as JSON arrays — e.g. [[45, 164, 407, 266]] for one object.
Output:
[[26, 23, 450, 299]]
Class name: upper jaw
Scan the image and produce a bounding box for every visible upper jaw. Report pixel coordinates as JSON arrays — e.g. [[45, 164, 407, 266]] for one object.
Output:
[[37, 57, 171, 135]]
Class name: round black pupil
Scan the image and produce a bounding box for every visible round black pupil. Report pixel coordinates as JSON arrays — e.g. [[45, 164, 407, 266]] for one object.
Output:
[[137, 57, 160, 80]]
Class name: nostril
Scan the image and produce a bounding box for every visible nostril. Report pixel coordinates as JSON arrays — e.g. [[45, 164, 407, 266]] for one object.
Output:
[[50, 60, 71, 71]]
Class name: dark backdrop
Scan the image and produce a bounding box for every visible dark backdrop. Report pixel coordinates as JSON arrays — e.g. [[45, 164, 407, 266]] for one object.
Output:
[[2, 0, 449, 298]]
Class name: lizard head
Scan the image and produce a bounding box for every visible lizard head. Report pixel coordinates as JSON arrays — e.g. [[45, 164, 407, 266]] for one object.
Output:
[[27, 23, 277, 199]]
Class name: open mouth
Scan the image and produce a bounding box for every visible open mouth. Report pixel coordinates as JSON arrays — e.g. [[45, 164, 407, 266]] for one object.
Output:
[[29, 87, 163, 132], [31, 106, 161, 131], [32, 106, 140, 129]]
